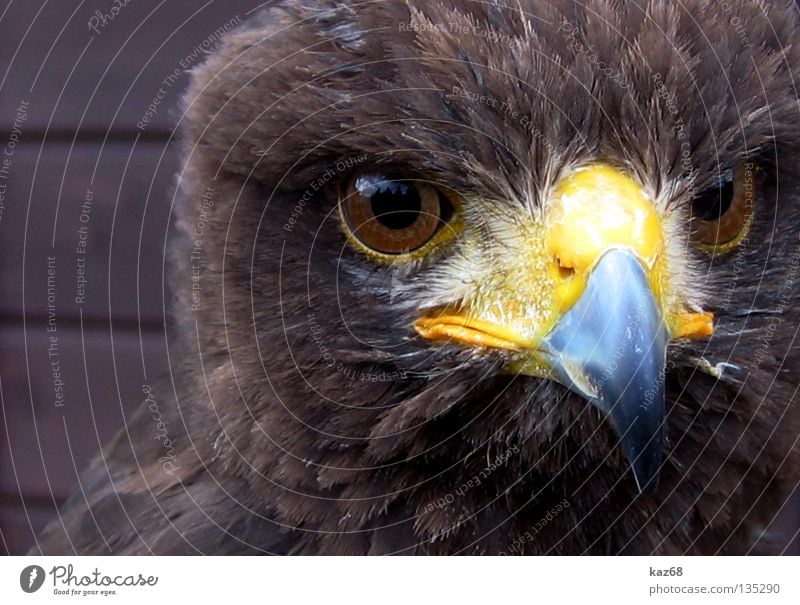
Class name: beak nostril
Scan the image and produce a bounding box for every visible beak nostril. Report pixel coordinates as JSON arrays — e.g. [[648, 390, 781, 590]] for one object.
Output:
[[555, 258, 575, 280]]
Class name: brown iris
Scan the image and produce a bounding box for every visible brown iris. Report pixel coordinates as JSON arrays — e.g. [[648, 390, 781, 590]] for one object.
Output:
[[691, 163, 756, 249], [341, 174, 451, 255]]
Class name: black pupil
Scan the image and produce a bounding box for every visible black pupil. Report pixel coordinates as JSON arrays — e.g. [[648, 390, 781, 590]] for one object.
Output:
[[694, 175, 734, 221], [369, 182, 422, 230]]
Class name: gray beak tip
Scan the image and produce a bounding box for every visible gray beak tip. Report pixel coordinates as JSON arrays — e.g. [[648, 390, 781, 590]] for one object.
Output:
[[621, 420, 662, 495]]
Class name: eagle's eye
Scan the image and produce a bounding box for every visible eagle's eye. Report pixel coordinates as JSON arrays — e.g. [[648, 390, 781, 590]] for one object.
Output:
[[691, 164, 756, 250], [339, 173, 458, 258]]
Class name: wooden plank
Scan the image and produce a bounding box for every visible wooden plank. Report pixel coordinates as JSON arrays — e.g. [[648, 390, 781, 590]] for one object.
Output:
[[0, 501, 57, 555], [0, 0, 263, 134], [0, 141, 177, 323], [0, 324, 168, 499]]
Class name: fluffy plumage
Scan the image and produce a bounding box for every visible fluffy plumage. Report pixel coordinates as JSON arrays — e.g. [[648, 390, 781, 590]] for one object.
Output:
[[34, 0, 800, 554]]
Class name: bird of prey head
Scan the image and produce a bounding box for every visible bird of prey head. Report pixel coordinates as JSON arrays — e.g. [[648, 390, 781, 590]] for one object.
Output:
[[35, 0, 800, 555]]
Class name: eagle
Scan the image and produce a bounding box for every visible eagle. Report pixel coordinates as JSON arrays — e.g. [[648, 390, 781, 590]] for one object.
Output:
[[33, 0, 800, 555]]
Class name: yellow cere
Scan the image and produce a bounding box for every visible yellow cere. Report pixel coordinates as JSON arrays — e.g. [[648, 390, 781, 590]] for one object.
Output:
[[547, 164, 664, 314]]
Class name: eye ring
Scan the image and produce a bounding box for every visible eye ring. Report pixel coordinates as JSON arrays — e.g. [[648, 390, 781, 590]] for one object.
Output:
[[691, 163, 757, 251], [339, 173, 461, 260]]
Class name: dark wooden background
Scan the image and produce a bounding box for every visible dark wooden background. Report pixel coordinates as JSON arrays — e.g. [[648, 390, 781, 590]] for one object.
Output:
[[0, 0, 798, 555], [0, 0, 263, 555]]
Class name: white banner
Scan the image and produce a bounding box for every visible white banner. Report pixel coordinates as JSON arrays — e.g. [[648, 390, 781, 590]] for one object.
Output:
[[1, 556, 798, 604]]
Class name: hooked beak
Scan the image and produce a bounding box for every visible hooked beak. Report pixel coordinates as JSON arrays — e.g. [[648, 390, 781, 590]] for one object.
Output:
[[540, 248, 667, 492], [414, 164, 713, 493]]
